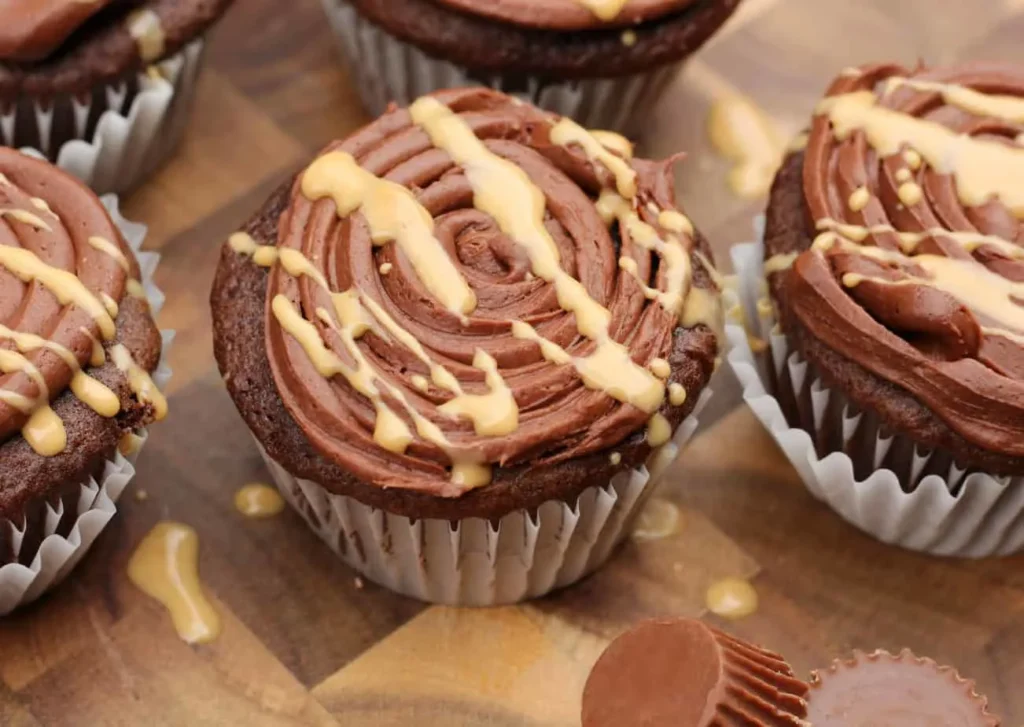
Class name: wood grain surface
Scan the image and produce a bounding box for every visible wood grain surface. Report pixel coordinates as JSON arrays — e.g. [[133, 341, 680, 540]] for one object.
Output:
[[3, 0, 1023, 724]]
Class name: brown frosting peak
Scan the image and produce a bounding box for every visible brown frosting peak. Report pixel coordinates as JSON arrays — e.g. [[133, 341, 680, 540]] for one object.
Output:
[[431, 0, 699, 30], [0, 0, 113, 62], [808, 650, 1000, 726], [788, 62, 1024, 458], [239, 88, 717, 497], [582, 618, 809, 726]]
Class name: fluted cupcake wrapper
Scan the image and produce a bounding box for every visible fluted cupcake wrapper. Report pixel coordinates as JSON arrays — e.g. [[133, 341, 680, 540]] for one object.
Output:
[[321, 0, 681, 135], [0, 194, 173, 616], [3, 39, 206, 196], [809, 649, 999, 726], [726, 237, 1024, 557], [256, 388, 711, 606]]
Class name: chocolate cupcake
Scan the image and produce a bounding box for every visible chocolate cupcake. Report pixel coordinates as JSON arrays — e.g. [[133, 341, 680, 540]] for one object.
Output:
[[726, 61, 1024, 556], [582, 618, 809, 726], [0, 0, 235, 194], [808, 650, 1000, 726], [321, 0, 743, 135], [212, 88, 721, 605], [0, 148, 170, 614]]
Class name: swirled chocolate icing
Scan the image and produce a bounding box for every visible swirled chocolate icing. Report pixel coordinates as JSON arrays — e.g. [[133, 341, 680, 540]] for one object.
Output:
[[235, 88, 719, 497], [0, 0, 113, 62], [432, 0, 698, 29], [0, 148, 164, 456], [784, 62, 1024, 458]]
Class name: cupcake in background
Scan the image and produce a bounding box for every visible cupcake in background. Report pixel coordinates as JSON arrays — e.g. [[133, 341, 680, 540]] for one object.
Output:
[[320, 0, 743, 135], [0, 148, 171, 615], [212, 87, 722, 606], [0, 0, 235, 194], [727, 61, 1024, 556]]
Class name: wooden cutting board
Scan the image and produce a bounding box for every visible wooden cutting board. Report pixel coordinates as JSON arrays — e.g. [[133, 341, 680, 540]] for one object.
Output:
[[2, 0, 1022, 724]]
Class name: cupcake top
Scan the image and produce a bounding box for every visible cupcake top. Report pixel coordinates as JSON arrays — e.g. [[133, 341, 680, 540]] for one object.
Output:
[[0, 0, 235, 98], [770, 62, 1024, 462], [581, 618, 809, 726], [432, 0, 700, 29], [216, 88, 719, 505], [808, 650, 1000, 726], [0, 149, 163, 519]]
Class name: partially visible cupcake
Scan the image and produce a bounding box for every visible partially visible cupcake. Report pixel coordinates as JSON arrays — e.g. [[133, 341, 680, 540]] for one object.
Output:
[[212, 87, 722, 605], [0, 0, 236, 194], [0, 148, 169, 614], [582, 618, 809, 726], [808, 650, 1000, 726], [727, 61, 1024, 556], [320, 0, 743, 134]]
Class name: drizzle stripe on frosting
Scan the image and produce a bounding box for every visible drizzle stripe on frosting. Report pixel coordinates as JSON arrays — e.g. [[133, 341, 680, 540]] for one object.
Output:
[[789, 62, 1024, 457], [246, 88, 718, 496]]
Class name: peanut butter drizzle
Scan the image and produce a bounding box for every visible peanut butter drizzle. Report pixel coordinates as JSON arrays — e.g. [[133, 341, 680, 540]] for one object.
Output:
[[706, 577, 759, 620], [817, 90, 1024, 215], [127, 522, 221, 645], [574, 0, 630, 21], [763, 252, 798, 274], [2, 208, 51, 231], [234, 483, 286, 518], [551, 118, 638, 198], [885, 76, 1024, 124], [301, 151, 476, 318], [110, 343, 167, 421], [816, 217, 1024, 260], [708, 95, 785, 199], [646, 412, 672, 446], [632, 497, 681, 541], [589, 130, 635, 160], [410, 97, 666, 415], [126, 8, 165, 62]]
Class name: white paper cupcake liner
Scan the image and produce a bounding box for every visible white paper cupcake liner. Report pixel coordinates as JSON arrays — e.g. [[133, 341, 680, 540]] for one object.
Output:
[[258, 388, 711, 606], [3, 39, 206, 196], [726, 239, 1024, 557], [321, 0, 681, 135], [0, 193, 173, 615]]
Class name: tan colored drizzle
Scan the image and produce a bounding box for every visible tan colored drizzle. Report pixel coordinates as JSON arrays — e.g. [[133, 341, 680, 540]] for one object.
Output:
[[646, 412, 672, 446], [706, 577, 759, 620], [410, 97, 665, 415], [87, 236, 129, 272], [649, 357, 671, 379], [574, 0, 629, 21], [632, 497, 681, 541], [550, 117, 638, 197], [848, 186, 870, 212], [886, 76, 1024, 124], [764, 252, 798, 275], [234, 483, 286, 518], [708, 95, 785, 199], [668, 382, 687, 406], [110, 344, 167, 421], [817, 90, 1024, 215], [126, 8, 165, 62], [301, 151, 476, 318], [127, 522, 221, 645]]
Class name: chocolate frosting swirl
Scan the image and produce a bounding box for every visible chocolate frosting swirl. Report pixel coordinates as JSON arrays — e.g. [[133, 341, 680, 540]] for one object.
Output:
[[0, 148, 134, 444], [264, 88, 716, 497], [790, 62, 1024, 458], [431, 0, 698, 30], [0, 0, 113, 62]]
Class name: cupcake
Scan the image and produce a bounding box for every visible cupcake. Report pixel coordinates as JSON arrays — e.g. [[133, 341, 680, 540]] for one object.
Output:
[[0, 0, 235, 194], [727, 61, 1024, 556], [212, 87, 721, 605], [320, 0, 743, 135], [0, 148, 169, 614], [582, 618, 809, 726], [808, 650, 1000, 726]]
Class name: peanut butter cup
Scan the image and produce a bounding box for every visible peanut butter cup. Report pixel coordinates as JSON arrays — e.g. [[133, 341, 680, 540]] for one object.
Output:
[[211, 88, 721, 603], [749, 61, 1024, 554], [0, 149, 165, 599], [582, 618, 809, 726], [0, 0, 235, 192], [808, 650, 1000, 726], [320, 0, 743, 133]]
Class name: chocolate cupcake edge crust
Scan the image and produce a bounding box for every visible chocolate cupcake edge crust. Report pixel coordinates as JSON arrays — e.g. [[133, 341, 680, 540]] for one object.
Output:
[[341, 0, 743, 79], [0, 149, 164, 523], [212, 88, 720, 521], [764, 62, 1024, 477], [0, 0, 236, 100]]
